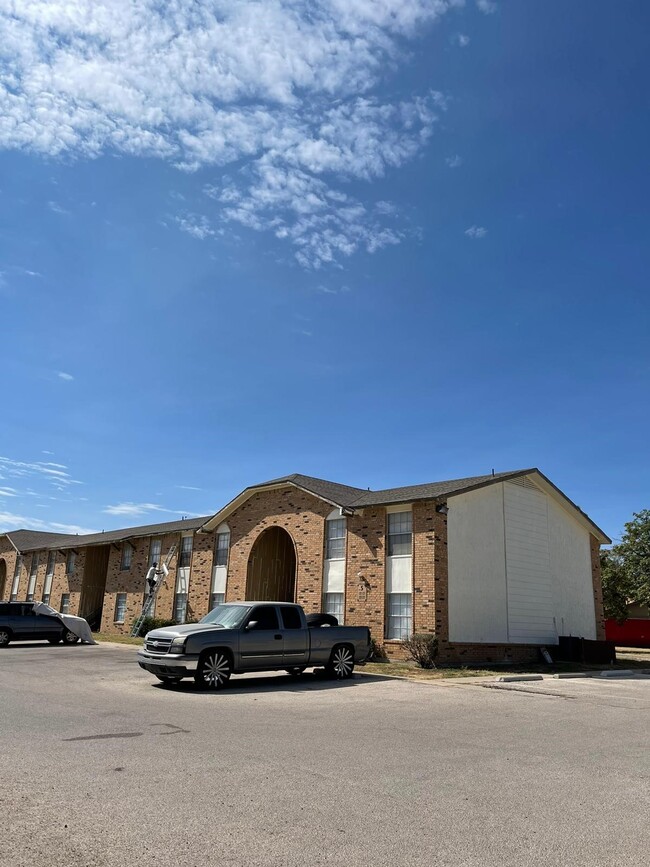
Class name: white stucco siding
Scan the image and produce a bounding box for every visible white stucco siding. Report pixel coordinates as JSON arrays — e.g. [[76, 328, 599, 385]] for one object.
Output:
[[448, 484, 508, 643], [504, 483, 556, 644], [547, 497, 596, 639]]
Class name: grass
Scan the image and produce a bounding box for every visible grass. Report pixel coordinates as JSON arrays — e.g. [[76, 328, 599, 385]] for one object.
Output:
[[94, 632, 144, 646], [362, 652, 650, 681]]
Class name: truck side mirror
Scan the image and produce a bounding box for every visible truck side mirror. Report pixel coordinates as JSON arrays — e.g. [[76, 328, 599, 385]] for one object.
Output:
[[245, 620, 259, 631]]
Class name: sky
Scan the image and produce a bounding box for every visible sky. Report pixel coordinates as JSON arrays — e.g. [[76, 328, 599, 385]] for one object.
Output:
[[0, 0, 648, 543]]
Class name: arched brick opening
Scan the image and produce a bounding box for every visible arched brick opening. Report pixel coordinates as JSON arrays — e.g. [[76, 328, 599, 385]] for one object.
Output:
[[245, 527, 296, 602], [0, 559, 6, 600]]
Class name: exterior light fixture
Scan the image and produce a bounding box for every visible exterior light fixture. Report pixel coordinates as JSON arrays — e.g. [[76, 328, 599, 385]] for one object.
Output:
[[435, 504, 449, 515]]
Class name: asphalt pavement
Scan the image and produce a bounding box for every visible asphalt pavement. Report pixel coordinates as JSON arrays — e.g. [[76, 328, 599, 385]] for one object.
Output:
[[1, 642, 649, 867]]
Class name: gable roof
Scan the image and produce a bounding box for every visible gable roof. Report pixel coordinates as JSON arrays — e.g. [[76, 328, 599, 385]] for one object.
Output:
[[2, 516, 211, 554], [200, 468, 610, 543]]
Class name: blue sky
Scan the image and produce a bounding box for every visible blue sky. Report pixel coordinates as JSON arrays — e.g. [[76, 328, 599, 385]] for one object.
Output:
[[0, 0, 648, 542]]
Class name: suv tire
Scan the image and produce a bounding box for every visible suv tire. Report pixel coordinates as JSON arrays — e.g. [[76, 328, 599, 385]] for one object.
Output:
[[62, 630, 80, 645], [0, 628, 11, 648]]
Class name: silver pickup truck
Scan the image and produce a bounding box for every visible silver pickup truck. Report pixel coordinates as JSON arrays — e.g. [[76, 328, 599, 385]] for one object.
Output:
[[137, 602, 371, 689]]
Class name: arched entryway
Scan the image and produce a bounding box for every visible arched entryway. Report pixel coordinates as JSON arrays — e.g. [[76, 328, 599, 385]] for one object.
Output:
[[0, 559, 6, 600], [246, 527, 296, 602]]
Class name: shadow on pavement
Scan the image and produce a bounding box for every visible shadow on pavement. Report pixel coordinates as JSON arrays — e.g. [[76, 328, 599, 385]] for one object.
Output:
[[151, 668, 394, 695]]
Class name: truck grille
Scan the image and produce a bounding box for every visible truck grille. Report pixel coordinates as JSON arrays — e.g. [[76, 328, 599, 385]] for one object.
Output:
[[145, 637, 173, 654]]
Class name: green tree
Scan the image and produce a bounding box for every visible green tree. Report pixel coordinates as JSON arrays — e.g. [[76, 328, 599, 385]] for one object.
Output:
[[601, 510, 650, 621], [601, 549, 633, 622]]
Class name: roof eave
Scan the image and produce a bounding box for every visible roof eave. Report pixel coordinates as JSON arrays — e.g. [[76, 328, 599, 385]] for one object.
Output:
[[199, 481, 351, 533]]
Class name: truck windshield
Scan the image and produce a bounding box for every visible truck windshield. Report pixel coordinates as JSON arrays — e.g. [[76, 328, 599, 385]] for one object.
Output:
[[200, 605, 250, 628]]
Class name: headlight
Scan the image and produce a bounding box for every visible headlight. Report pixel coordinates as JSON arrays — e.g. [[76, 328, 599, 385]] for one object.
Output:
[[168, 637, 186, 654]]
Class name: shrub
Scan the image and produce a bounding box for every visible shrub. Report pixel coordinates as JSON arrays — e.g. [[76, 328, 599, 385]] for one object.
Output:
[[369, 638, 388, 661], [403, 633, 439, 669], [140, 616, 175, 633]]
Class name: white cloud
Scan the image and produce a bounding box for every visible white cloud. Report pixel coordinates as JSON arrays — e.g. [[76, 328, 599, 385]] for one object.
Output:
[[465, 225, 487, 238], [446, 154, 463, 168], [48, 201, 70, 215], [453, 33, 470, 47], [0, 487, 18, 497], [0, 1, 457, 268], [476, 0, 497, 13], [0, 511, 96, 534], [0, 456, 82, 491], [57, 371, 74, 381], [103, 502, 194, 517], [176, 485, 202, 492]]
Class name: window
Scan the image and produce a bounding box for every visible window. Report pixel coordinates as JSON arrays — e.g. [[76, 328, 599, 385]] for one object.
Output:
[[27, 553, 39, 601], [246, 606, 279, 631], [114, 593, 127, 623], [325, 517, 346, 560], [178, 535, 193, 568], [148, 538, 162, 568], [173, 593, 188, 624], [65, 551, 76, 575], [323, 592, 344, 624], [60, 593, 70, 615], [386, 593, 412, 640], [215, 531, 230, 567], [210, 592, 225, 610], [10, 555, 22, 601], [387, 511, 412, 556], [120, 542, 133, 571], [43, 552, 56, 604], [279, 606, 302, 629]]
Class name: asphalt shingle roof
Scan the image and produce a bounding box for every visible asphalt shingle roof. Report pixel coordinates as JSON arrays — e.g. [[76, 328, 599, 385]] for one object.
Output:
[[2, 468, 609, 549], [255, 470, 532, 508], [4, 516, 211, 553]]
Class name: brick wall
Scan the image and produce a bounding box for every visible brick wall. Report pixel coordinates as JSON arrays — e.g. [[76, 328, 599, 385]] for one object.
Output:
[[345, 506, 386, 645], [590, 533, 606, 641], [225, 487, 332, 613], [0, 539, 19, 600]]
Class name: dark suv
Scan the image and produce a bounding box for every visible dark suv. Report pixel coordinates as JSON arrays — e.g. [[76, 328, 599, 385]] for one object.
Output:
[[0, 602, 80, 647]]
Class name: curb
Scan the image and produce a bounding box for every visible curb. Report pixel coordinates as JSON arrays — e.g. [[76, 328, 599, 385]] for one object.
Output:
[[597, 669, 635, 678], [495, 674, 544, 683]]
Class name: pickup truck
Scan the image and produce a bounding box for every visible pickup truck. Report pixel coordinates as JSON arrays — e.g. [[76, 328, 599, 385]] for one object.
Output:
[[137, 601, 371, 689]]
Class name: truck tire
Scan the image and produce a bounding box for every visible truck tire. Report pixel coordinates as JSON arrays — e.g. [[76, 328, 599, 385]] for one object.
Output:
[[325, 645, 355, 679], [195, 649, 232, 690], [0, 628, 11, 647]]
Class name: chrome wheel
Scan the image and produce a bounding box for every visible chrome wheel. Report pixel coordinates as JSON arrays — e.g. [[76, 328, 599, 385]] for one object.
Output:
[[196, 651, 231, 690], [0, 630, 10, 647], [328, 646, 354, 679], [63, 631, 79, 644]]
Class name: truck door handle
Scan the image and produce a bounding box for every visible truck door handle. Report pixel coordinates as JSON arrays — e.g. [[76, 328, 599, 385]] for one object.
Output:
[[274, 634, 282, 640]]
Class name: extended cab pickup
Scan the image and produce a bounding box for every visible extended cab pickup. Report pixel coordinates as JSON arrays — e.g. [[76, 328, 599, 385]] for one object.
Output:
[[137, 602, 371, 689]]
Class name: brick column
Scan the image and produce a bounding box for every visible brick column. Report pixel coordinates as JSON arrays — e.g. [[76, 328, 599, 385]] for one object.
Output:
[[345, 507, 386, 644], [412, 502, 436, 634], [590, 534, 606, 640], [433, 509, 449, 654]]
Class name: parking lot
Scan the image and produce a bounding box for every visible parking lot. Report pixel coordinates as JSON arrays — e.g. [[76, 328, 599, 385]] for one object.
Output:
[[1, 643, 649, 867]]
